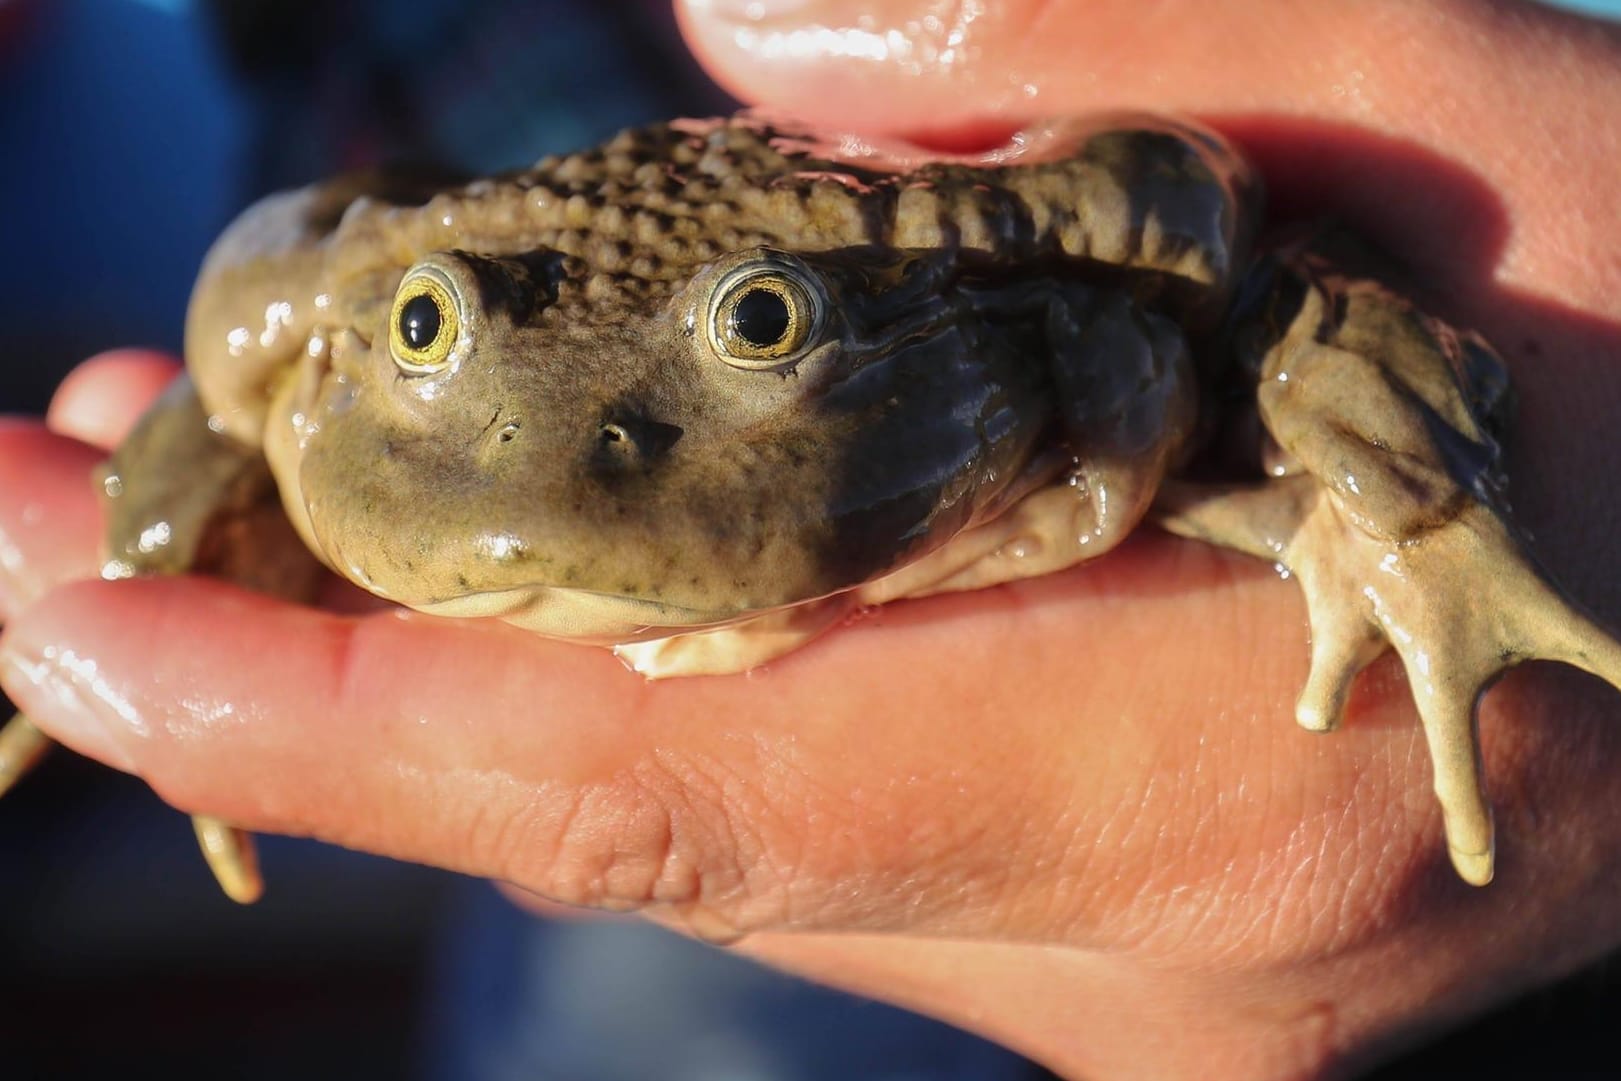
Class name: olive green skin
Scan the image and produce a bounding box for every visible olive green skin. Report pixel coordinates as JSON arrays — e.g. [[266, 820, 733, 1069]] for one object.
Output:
[[163, 115, 1248, 638]]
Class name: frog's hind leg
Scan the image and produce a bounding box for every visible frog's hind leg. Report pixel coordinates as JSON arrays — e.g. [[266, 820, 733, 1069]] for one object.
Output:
[[0, 711, 265, 901], [2, 715, 274, 905], [1383, 502, 1621, 885], [102, 378, 324, 903], [1, 711, 266, 900], [1158, 244, 1621, 885]]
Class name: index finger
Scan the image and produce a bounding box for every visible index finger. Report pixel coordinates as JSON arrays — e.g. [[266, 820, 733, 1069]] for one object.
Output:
[[0, 536, 1403, 949]]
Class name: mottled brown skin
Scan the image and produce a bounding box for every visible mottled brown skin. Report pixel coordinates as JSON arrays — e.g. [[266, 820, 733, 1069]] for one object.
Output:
[[93, 113, 1621, 886]]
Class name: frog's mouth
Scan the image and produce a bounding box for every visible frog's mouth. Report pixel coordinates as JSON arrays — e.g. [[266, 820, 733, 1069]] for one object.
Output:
[[411, 584, 764, 643]]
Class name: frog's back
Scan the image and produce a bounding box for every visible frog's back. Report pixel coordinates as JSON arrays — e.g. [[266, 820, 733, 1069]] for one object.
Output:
[[482, 116, 1258, 302]]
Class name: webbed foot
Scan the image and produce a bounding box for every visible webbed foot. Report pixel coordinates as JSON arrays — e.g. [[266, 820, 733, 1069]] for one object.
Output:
[[1160, 479, 1621, 885]]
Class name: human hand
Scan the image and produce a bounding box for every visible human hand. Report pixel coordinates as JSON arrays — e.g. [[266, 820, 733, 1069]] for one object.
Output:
[[5, 3, 1621, 1078]]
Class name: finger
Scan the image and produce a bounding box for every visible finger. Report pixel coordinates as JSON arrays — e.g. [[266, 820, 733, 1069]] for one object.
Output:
[[46, 349, 181, 451], [677, 0, 1609, 138], [0, 422, 107, 615], [0, 551, 1440, 950], [680, 0, 1350, 127]]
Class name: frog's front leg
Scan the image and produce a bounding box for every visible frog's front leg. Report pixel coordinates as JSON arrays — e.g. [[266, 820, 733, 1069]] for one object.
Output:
[[1, 376, 326, 901], [860, 282, 1201, 604], [1157, 246, 1621, 885]]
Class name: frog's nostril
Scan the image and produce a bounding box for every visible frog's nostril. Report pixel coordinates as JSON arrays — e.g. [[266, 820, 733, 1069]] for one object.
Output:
[[592, 416, 683, 473], [477, 418, 523, 465]]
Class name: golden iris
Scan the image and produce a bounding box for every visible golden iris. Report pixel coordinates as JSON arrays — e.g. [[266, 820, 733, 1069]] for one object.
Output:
[[389, 272, 459, 373], [710, 270, 818, 366]]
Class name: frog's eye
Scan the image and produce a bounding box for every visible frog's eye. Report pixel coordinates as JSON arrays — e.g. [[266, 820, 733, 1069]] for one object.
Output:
[[389, 269, 463, 374], [708, 266, 821, 368]]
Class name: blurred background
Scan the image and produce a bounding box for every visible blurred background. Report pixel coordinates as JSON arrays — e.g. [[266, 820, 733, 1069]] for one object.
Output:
[[2, 1, 1620, 1078]]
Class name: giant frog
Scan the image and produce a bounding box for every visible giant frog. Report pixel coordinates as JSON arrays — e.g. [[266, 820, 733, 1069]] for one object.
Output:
[[3, 114, 1618, 901]]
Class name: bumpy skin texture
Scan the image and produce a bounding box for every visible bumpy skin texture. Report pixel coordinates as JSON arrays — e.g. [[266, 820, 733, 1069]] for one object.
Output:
[[96, 113, 1621, 886]]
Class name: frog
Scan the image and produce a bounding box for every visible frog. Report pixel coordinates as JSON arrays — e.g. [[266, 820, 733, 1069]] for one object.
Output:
[[2, 112, 1618, 902]]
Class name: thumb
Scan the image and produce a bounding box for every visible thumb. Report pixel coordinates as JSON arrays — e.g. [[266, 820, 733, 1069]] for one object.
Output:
[[676, 0, 1351, 127]]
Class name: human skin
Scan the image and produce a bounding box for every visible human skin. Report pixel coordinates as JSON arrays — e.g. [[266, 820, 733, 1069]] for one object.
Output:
[[3, 1, 1621, 1078]]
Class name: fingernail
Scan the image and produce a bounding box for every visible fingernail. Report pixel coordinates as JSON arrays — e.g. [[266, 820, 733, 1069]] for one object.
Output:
[[0, 640, 140, 774]]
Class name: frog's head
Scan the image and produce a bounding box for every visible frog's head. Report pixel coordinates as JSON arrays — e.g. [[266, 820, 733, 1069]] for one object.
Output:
[[268, 243, 1047, 639]]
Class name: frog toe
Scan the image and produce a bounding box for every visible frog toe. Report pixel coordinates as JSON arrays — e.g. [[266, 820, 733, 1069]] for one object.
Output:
[[1294, 615, 1385, 734], [1154, 478, 1382, 732], [0, 712, 52, 798], [1, 710, 264, 902], [193, 815, 264, 904], [1408, 666, 1497, 886]]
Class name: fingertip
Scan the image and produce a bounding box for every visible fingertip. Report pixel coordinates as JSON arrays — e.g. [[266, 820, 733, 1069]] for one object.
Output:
[[0, 424, 106, 613], [47, 349, 181, 450]]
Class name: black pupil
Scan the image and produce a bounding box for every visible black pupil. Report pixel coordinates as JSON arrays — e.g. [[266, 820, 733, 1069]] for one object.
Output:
[[731, 288, 791, 348], [400, 293, 442, 350]]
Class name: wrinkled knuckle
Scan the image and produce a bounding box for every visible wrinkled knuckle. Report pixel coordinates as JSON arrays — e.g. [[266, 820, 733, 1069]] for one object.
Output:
[[504, 750, 804, 927]]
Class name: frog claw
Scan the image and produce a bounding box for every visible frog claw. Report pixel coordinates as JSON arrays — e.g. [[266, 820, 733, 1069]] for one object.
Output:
[[193, 815, 264, 904], [0, 712, 52, 799]]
